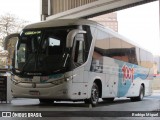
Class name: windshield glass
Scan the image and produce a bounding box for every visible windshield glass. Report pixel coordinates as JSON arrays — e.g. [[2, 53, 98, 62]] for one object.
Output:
[[15, 26, 77, 75]]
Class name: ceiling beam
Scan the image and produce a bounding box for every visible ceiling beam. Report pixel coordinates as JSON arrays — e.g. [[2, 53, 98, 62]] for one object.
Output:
[[46, 0, 157, 20]]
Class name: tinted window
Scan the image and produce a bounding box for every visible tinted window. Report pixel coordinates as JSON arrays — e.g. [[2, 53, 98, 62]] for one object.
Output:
[[140, 49, 147, 67], [121, 41, 138, 64], [92, 28, 152, 68], [109, 35, 122, 61], [140, 49, 153, 68], [94, 29, 110, 56], [91, 29, 109, 73], [146, 52, 153, 68]]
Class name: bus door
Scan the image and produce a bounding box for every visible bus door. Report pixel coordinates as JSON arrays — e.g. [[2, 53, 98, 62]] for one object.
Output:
[[71, 33, 88, 98]]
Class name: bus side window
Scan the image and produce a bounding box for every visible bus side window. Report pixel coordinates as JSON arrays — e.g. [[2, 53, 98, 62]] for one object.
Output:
[[109, 36, 122, 61], [121, 41, 138, 64], [91, 29, 109, 73], [140, 49, 147, 67]]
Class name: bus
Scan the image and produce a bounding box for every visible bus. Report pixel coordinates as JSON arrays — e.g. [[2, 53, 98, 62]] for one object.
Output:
[[6, 19, 153, 106]]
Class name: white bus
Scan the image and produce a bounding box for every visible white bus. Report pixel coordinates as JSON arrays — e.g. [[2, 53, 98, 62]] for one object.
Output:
[[8, 19, 153, 106]]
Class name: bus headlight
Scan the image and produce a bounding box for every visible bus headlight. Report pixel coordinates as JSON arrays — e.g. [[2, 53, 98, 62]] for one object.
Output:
[[64, 75, 74, 81], [51, 75, 73, 85], [12, 77, 21, 84]]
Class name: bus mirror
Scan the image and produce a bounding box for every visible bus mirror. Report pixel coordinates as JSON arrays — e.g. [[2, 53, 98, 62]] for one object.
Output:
[[4, 33, 19, 50], [66, 29, 86, 48]]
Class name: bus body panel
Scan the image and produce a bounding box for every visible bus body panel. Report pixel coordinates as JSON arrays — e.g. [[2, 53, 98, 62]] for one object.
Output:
[[11, 80, 73, 99], [12, 75, 89, 100], [90, 55, 153, 98]]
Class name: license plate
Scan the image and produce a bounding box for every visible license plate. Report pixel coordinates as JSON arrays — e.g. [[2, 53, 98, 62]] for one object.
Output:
[[29, 91, 40, 95]]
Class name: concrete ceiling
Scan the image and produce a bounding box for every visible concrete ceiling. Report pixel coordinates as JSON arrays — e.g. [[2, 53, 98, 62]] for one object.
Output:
[[41, 0, 158, 20]]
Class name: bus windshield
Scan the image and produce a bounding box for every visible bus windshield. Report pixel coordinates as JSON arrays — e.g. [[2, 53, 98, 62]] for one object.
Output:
[[15, 26, 77, 76]]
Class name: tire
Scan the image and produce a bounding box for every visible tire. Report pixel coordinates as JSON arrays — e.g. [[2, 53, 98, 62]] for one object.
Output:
[[102, 98, 114, 102], [84, 83, 99, 106], [39, 99, 54, 104], [131, 85, 144, 101]]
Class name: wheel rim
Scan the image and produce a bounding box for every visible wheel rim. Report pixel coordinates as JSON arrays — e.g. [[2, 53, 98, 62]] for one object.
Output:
[[91, 84, 99, 104], [140, 89, 144, 100]]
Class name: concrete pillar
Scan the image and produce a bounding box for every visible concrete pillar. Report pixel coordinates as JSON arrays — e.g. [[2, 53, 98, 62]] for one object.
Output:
[[48, 0, 52, 15], [41, 0, 48, 21]]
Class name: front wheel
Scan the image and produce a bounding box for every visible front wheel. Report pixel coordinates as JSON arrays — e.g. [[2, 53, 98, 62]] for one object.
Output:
[[84, 83, 99, 106]]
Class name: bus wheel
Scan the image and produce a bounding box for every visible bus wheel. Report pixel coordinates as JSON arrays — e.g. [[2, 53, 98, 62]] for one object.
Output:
[[137, 85, 144, 101], [39, 99, 54, 104], [85, 82, 99, 106], [131, 85, 144, 101]]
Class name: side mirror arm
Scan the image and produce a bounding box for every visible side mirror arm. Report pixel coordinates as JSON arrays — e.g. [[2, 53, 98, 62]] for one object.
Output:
[[66, 29, 86, 48], [3, 33, 19, 50]]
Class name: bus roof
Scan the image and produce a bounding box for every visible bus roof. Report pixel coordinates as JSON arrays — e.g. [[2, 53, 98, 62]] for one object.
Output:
[[24, 19, 98, 29]]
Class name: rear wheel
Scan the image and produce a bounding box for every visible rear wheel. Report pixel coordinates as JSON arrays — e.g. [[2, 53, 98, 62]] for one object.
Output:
[[84, 83, 99, 106], [131, 85, 144, 101]]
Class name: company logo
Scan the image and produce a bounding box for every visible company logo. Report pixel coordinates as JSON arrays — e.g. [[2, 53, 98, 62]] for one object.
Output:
[[122, 65, 134, 83], [2, 112, 11, 117]]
